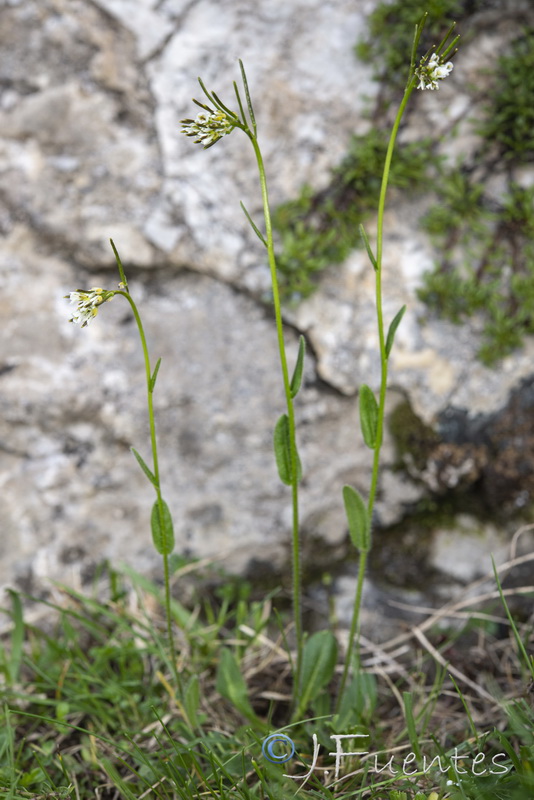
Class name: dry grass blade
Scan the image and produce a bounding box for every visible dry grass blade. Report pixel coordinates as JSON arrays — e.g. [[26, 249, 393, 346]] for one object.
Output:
[[379, 552, 534, 654], [411, 625, 500, 705]]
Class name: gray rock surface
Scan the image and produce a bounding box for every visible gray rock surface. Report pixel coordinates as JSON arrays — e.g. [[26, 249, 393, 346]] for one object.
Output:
[[1, 0, 532, 623]]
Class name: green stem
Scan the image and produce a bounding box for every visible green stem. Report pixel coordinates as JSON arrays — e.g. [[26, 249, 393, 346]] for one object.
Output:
[[115, 289, 179, 686], [336, 79, 416, 712], [369, 84, 415, 505], [247, 133, 303, 701]]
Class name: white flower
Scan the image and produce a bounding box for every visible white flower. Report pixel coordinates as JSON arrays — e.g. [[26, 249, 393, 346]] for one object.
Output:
[[181, 105, 236, 148], [433, 63, 453, 79], [416, 52, 454, 90], [65, 287, 114, 327]]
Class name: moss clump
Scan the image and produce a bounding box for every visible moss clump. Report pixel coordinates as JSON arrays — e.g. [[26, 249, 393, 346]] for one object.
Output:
[[274, 2, 534, 366], [417, 29, 534, 363], [273, 131, 438, 301], [356, 0, 484, 89], [419, 179, 534, 364], [477, 30, 534, 162], [388, 399, 441, 472]]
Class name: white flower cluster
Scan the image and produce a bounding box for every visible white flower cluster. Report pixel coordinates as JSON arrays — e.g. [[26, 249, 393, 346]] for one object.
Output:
[[181, 108, 235, 148], [65, 287, 114, 327], [416, 52, 454, 90]]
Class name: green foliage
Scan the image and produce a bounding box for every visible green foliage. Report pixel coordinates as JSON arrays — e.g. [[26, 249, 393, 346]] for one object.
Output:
[[333, 669, 377, 731], [294, 630, 338, 719], [273, 413, 302, 485], [1, 591, 23, 686], [151, 498, 175, 555], [478, 30, 534, 162], [422, 171, 487, 238], [1, 560, 533, 800], [131, 446, 157, 486], [359, 384, 379, 450], [215, 648, 264, 726], [419, 178, 534, 363], [355, 0, 481, 87], [289, 335, 306, 398], [343, 485, 371, 552], [385, 305, 407, 358], [33, 22, 534, 800], [274, 131, 438, 300], [274, 2, 534, 367]]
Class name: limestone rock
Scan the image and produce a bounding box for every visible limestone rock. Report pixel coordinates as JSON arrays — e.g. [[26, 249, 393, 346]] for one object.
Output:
[[0, 0, 533, 619], [1, 226, 373, 596]]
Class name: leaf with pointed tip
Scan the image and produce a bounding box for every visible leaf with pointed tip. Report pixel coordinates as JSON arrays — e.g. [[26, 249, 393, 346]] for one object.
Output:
[[385, 305, 407, 358], [150, 358, 162, 392], [184, 675, 201, 729], [359, 384, 379, 449], [151, 499, 175, 555], [334, 670, 377, 732], [343, 485, 370, 552], [216, 648, 263, 725], [359, 223, 377, 270], [273, 414, 302, 485], [290, 336, 306, 398], [131, 447, 157, 487], [296, 631, 338, 718], [240, 201, 267, 247]]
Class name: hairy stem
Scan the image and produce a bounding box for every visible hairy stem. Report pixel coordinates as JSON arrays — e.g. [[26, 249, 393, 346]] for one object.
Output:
[[115, 287, 180, 687], [336, 79, 416, 711], [247, 133, 303, 701]]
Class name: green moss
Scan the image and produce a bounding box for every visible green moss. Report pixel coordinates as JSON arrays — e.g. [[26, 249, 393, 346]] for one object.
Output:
[[355, 0, 484, 89], [419, 180, 534, 364], [273, 131, 438, 301], [478, 30, 534, 162], [388, 399, 441, 471], [273, 1, 534, 366], [418, 30, 534, 362], [272, 0, 461, 303]]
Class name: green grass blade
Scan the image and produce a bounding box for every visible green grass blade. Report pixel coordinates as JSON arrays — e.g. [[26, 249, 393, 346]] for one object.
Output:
[[492, 555, 534, 679], [100, 757, 139, 800], [402, 691, 422, 760], [6, 591, 24, 686]]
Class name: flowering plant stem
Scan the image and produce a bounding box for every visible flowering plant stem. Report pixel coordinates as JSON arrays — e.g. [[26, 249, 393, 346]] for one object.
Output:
[[248, 134, 303, 699], [111, 242, 180, 689], [182, 64, 305, 702], [336, 16, 459, 711], [335, 84, 414, 712]]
